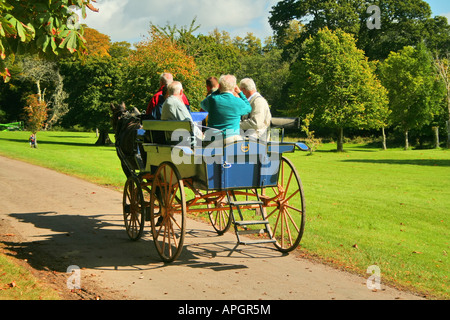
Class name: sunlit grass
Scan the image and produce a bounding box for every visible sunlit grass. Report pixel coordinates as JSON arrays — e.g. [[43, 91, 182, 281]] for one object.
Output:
[[0, 131, 124, 189], [290, 143, 449, 299]]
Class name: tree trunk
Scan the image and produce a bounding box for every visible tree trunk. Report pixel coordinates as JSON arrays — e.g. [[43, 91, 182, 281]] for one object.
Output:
[[404, 130, 409, 150], [36, 80, 41, 103], [447, 121, 450, 149], [382, 127, 387, 150], [447, 120, 450, 149], [433, 126, 440, 149], [337, 127, 344, 152], [445, 65, 450, 149], [95, 129, 113, 146]]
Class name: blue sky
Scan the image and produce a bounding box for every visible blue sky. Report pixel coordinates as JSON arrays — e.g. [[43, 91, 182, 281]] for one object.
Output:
[[81, 0, 450, 44], [427, 0, 450, 17]]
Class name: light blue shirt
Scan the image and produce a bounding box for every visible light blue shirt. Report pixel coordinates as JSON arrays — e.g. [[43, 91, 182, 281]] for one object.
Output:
[[161, 95, 202, 141]]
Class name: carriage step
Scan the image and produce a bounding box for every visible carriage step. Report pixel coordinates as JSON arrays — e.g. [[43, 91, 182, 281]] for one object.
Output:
[[229, 200, 263, 206], [239, 239, 277, 245], [234, 220, 269, 226]]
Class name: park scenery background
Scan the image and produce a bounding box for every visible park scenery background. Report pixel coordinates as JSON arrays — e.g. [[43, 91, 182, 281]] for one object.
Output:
[[0, 0, 449, 299]]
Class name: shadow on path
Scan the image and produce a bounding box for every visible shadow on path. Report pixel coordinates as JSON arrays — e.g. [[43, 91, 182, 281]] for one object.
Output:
[[2, 211, 282, 275]]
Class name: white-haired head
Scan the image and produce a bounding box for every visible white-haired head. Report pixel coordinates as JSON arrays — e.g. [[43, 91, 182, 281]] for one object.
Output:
[[239, 78, 257, 92], [219, 74, 237, 93], [168, 81, 183, 96], [160, 73, 174, 86]]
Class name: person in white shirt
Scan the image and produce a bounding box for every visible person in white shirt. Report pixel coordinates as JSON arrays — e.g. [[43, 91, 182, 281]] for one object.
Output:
[[239, 78, 272, 141]]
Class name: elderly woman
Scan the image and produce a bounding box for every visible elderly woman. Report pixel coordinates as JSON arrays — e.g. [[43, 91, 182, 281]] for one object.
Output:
[[200, 74, 252, 142]]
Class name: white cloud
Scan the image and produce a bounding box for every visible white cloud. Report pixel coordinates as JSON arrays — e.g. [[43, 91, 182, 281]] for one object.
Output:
[[81, 0, 280, 43], [442, 12, 450, 22]]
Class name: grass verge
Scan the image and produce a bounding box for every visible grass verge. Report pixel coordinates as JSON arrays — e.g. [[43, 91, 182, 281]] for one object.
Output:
[[0, 249, 60, 300]]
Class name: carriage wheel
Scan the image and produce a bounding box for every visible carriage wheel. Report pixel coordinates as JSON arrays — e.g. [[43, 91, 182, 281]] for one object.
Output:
[[123, 176, 146, 241], [150, 162, 186, 263], [208, 193, 232, 235], [265, 156, 305, 253]]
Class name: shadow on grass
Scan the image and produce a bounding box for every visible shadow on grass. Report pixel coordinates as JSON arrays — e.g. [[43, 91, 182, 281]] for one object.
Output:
[[0, 137, 115, 148]]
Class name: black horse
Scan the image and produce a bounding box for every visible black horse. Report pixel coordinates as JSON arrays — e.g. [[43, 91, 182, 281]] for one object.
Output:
[[110, 103, 144, 178]]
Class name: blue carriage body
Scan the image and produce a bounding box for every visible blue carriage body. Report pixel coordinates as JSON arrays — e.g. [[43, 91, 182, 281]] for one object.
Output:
[[138, 119, 308, 191], [202, 140, 303, 190]]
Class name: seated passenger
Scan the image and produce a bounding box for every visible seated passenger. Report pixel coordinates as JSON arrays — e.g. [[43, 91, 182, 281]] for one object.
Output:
[[206, 76, 219, 97], [161, 81, 203, 143], [147, 72, 191, 115], [200, 74, 252, 144], [151, 85, 168, 120], [239, 78, 272, 141]]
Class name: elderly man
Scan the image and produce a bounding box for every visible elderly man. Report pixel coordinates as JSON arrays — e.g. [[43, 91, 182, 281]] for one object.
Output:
[[147, 72, 190, 115], [239, 78, 272, 140], [201, 74, 252, 141], [161, 81, 202, 141]]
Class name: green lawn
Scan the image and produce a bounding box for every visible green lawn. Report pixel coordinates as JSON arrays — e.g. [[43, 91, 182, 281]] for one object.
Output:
[[294, 143, 449, 299], [0, 131, 125, 189], [0, 131, 449, 299]]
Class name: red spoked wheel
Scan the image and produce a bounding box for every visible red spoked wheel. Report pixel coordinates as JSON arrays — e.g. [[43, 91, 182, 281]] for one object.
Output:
[[208, 193, 232, 235], [150, 162, 186, 263], [123, 176, 146, 241], [264, 156, 306, 253]]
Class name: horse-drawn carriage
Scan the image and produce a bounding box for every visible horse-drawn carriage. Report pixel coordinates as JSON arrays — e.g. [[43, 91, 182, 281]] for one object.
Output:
[[112, 104, 308, 263]]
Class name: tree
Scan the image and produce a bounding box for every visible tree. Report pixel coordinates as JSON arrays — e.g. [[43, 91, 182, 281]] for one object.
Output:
[[236, 45, 290, 115], [23, 93, 48, 146], [108, 41, 132, 59], [287, 27, 389, 152], [0, 0, 99, 81], [269, 0, 447, 61], [191, 30, 242, 81], [269, 0, 363, 46], [19, 55, 56, 102], [378, 45, 446, 149], [46, 71, 69, 130], [359, 0, 435, 60], [83, 27, 111, 57], [0, 62, 35, 123], [122, 27, 204, 111], [434, 53, 450, 148], [60, 55, 123, 145], [233, 33, 263, 56], [19, 55, 68, 130], [422, 16, 450, 55], [147, 20, 242, 92]]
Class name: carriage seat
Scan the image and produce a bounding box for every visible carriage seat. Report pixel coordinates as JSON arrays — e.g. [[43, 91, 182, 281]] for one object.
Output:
[[141, 120, 195, 147]]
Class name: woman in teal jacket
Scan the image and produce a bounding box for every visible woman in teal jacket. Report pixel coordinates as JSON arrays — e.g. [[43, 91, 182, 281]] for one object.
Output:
[[201, 74, 252, 141]]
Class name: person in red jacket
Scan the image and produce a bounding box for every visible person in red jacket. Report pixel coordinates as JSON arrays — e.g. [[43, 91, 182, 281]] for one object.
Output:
[[146, 73, 190, 115]]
